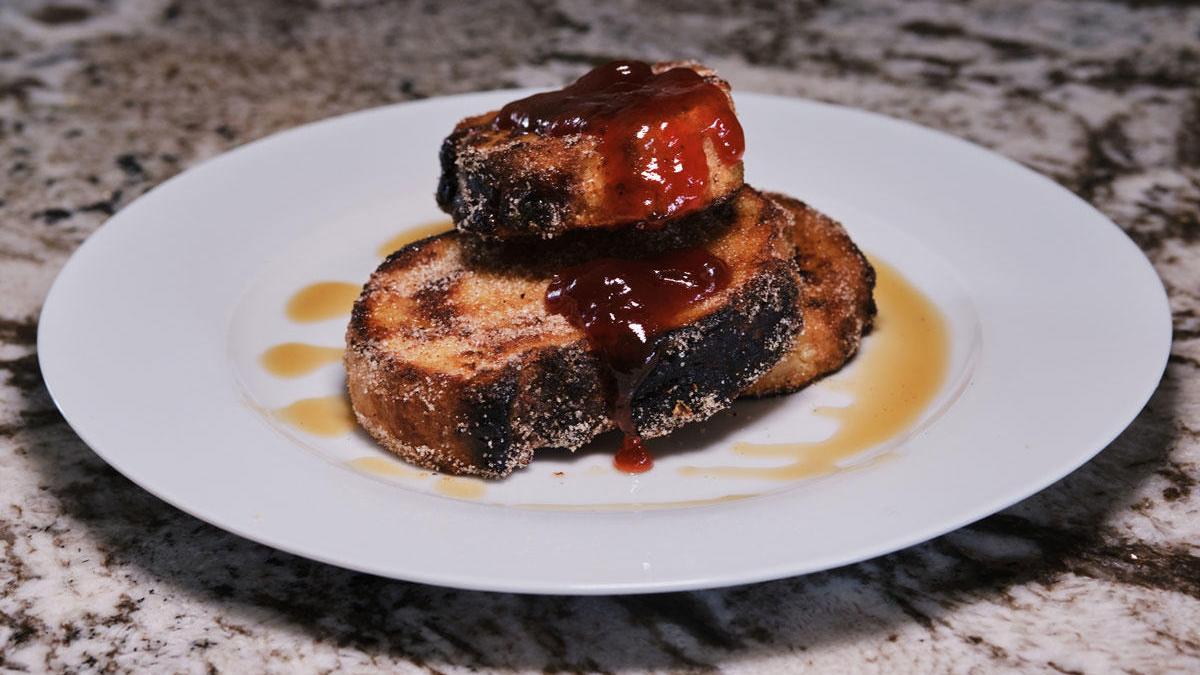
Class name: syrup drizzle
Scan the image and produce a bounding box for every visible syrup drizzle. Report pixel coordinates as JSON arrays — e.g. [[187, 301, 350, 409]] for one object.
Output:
[[260, 343, 343, 378], [679, 257, 952, 481], [275, 395, 355, 437], [376, 220, 453, 257], [495, 60, 744, 224], [286, 281, 359, 323], [545, 247, 731, 473]]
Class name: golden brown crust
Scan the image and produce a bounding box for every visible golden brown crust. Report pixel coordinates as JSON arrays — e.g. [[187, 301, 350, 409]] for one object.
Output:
[[346, 186, 800, 478], [436, 62, 745, 239], [742, 193, 877, 397]]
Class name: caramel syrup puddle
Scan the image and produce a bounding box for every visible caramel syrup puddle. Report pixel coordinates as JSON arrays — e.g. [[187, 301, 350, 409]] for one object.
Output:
[[434, 476, 487, 499], [260, 343, 343, 377], [284, 223, 452, 324], [275, 395, 355, 437], [681, 257, 950, 481], [376, 220, 453, 257], [346, 457, 487, 500], [348, 456, 427, 479], [285, 282, 359, 322]]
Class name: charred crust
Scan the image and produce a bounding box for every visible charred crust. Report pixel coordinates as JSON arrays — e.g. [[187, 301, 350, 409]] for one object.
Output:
[[435, 130, 462, 213], [412, 274, 462, 327], [439, 130, 580, 238], [862, 257, 879, 326], [459, 368, 521, 474], [634, 260, 801, 434], [457, 193, 740, 271], [514, 347, 608, 445], [510, 168, 575, 234]]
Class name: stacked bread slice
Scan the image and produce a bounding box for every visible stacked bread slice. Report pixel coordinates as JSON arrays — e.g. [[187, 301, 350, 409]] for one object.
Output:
[[346, 61, 875, 478]]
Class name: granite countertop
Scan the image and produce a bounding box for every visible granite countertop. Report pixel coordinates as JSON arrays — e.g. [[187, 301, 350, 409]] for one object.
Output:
[[2, 0, 1198, 671]]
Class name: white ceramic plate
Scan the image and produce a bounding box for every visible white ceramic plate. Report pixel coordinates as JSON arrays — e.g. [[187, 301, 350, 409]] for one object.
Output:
[[39, 91, 1170, 594]]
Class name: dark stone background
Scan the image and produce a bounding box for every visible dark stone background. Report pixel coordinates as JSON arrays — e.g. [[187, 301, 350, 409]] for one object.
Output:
[[1, 1, 1197, 671]]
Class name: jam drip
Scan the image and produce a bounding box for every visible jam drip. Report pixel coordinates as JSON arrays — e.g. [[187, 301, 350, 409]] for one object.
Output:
[[495, 60, 745, 224], [545, 247, 731, 473]]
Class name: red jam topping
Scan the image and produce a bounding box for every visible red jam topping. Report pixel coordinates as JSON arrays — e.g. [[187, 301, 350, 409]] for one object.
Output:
[[545, 247, 731, 473], [495, 60, 745, 225], [614, 435, 654, 474]]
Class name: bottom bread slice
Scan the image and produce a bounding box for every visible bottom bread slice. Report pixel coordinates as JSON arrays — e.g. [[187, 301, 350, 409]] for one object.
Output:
[[345, 186, 801, 478], [742, 193, 877, 397]]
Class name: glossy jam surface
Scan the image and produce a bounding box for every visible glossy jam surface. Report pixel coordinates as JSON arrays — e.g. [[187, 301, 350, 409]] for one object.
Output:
[[545, 247, 731, 473], [495, 60, 744, 224], [614, 435, 655, 473]]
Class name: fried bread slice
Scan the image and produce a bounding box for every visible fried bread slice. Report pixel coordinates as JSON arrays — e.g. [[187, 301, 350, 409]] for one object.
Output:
[[346, 186, 799, 478], [743, 193, 876, 397], [436, 61, 744, 239]]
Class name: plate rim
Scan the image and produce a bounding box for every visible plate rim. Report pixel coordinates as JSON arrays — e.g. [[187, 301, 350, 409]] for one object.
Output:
[[37, 90, 1172, 594]]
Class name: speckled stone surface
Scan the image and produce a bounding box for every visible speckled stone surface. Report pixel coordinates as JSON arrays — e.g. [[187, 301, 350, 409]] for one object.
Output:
[[2, 0, 1198, 672]]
